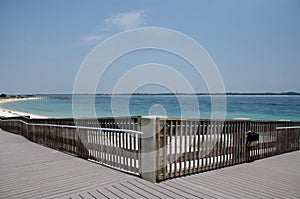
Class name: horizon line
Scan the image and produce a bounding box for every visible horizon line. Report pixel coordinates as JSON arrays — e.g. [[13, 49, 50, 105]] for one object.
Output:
[[4, 91, 300, 96]]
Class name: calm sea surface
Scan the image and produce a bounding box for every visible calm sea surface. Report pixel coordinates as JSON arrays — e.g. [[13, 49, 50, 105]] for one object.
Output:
[[1, 95, 300, 121]]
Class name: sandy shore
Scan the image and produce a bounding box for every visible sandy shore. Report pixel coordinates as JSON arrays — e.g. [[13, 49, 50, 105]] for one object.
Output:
[[0, 97, 48, 119]]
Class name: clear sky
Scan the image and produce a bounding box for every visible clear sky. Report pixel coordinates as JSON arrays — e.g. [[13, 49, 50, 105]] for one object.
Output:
[[0, 0, 300, 94]]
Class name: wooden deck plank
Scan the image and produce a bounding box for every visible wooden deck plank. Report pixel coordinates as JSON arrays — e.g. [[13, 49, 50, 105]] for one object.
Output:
[[131, 178, 184, 199], [95, 188, 122, 199], [213, 171, 300, 197], [157, 183, 206, 199], [125, 179, 176, 199], [190, 172, 274, 199], [110, 183, 148, 199], [163, 179, 231, 199], [99, 186, 133, 199], [67, 190, 108, 199], [113, 180, 157, 199]]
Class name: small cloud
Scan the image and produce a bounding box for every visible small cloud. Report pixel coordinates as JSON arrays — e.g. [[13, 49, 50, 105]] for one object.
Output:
[[105, 10, 145, 29], [82, 10, 146, 45], [83, 34, 108, 43]]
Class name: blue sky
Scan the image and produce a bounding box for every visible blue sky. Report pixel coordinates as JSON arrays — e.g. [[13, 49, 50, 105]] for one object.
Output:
[[0, 0, 300, 94]]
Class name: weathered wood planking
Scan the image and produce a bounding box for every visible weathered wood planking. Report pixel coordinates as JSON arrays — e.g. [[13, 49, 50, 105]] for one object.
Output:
[[1, 128, 300, 199], [0, 116, 299, 182]]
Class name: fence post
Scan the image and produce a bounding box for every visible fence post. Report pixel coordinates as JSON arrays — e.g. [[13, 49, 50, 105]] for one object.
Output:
[[140, 116, 158, 183]]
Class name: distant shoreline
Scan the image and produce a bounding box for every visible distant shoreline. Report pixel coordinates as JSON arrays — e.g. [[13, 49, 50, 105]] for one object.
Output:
[[0, 96, 47, 118]]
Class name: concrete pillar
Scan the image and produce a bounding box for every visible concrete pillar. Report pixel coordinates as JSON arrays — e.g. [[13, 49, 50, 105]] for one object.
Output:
[[140, 116, 158, 183]]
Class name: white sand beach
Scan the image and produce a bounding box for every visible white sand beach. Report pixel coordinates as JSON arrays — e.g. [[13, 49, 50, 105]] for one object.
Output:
[[0, 97, 47, 119]]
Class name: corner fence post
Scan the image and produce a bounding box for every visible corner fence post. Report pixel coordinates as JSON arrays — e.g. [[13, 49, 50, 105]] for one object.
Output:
[[140, 116, 158, 183]]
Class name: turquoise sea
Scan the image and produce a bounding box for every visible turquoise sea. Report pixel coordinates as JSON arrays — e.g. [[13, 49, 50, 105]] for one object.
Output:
[[1, 95, 300, 121]]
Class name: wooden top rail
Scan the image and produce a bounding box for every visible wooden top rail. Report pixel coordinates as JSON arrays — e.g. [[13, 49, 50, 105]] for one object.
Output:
[[276, 126, 300, 130], [0, 118, 143, 135]]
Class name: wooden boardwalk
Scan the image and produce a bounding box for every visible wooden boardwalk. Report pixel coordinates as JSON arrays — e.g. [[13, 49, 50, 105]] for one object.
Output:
[[1, 129, 299, 199]]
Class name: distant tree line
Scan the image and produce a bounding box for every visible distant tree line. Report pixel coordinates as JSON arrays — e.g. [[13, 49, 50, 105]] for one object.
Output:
[[0, 94, 36, 98]]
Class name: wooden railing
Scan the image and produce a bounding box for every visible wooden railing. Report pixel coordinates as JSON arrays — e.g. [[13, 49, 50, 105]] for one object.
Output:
[[0, 117, 142, 175], [156, 118, 300, 181], [0, 116, 299, 182]]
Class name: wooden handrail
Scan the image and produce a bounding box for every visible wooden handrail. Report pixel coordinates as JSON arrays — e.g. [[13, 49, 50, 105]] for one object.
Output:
[[0, 118, 143, 135], [276, 126, 300, 130]]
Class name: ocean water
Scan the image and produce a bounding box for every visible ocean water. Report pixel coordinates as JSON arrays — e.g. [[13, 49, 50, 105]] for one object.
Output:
[[1, 95, 300, 121]]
